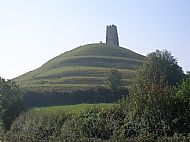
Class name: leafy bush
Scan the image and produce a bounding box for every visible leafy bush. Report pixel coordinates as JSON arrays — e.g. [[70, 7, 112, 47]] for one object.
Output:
[[176, 78, 190, 104], [0, 77, 24, 132], [0, 119, 3, 141], [118, 50, 190, 140], [5, 111, 70, 142], [58, 105, 126, 141]]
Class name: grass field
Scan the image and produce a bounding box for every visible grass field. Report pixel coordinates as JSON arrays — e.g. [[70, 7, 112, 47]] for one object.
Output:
[[31, 103, 116, 114], [14, 43, 144, 92]]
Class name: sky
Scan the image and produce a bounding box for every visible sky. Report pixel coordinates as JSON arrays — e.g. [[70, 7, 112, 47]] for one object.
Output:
[[0, 0, 189, 79]]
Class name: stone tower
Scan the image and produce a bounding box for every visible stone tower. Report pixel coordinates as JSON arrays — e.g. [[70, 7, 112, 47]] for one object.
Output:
[[106, 25, 119, 46]]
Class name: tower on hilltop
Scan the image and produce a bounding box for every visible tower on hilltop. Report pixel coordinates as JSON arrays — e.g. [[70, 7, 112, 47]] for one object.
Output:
[[106, 25, 119, 46]]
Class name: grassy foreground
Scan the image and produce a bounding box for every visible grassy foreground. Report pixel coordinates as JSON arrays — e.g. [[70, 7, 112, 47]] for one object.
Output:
[[6, 103, 119, 141], [31, 103, 115, 114]]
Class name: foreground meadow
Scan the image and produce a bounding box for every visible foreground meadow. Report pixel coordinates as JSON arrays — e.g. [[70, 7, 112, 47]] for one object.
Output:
[[31, 103, 115, 114]]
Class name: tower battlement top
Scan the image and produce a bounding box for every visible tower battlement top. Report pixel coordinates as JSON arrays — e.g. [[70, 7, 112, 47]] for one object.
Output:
[[106, 25, 119, 46]]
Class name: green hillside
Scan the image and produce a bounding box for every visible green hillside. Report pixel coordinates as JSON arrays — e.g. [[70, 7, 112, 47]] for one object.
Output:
[[14, 43, 145, 92]]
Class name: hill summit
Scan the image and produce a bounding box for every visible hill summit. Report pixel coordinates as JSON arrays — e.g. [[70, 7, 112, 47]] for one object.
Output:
[[14, 25, 145, 92], [14, 43, 144, 92]]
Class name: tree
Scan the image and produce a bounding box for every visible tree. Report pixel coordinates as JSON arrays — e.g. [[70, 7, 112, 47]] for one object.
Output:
[[185, 71, 190, 79], [0, 77, 24, 131], [104, 69, 124, 92], [176, 78, 190, 105], [132, 50, 185, 96], [128, 50, 187, 137]]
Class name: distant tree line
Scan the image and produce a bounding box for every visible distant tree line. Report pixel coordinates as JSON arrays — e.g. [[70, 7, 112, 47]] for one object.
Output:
[[23, 87, 128, 107]]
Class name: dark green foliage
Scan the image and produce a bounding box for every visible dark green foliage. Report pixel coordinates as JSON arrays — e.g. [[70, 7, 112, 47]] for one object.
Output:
[[23, 88, 128, 107], [104, 69, 124, 91], [0, 78, 24, 131], [185, 71, 190, 80], [58, 106, 126, 141], [133, 50, 184, 96], [122, 50, 190, 140], [126, 87, 190, 137], [0, 118, 3, 141], [5, 111, 70, 142], [176, 78, 190, 104], [5, 87, 190, 142], [5, 105, 126, 142]]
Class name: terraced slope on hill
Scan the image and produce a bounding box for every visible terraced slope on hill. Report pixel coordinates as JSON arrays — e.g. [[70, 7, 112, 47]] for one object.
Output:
[[14, 43, 145, 92]]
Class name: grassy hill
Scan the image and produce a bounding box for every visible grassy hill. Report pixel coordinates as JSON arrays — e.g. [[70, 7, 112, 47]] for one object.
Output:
[[14, 43, 145, 92]]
